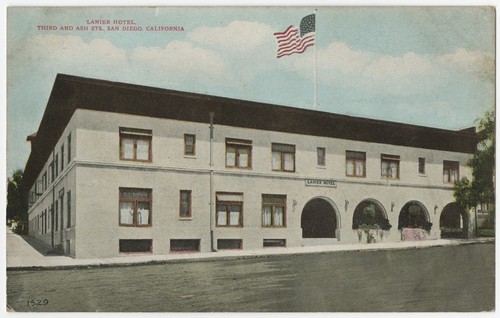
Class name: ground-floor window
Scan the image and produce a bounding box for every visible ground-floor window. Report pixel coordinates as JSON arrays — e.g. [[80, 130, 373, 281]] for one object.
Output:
[[216, 192, 243, 227], [217, 239, 242, 250], [119, 239, 153, 253], [119, 188, 152, 227], [262, 194, 286, 227], [179, 190, 192, 218], [170, 239, 200, 252], [263, 239, 286, 247]]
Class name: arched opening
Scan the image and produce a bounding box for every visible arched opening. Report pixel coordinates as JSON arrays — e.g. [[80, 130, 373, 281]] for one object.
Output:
[[398, 201, 432, 232], [352, 199, 391, 230], [440, 202, 469, 238], [301, 198, 338, 238]]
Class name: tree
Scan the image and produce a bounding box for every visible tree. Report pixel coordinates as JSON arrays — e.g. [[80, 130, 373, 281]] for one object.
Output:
[[6, 169, 28, 234], [453, 109, 495, 212]]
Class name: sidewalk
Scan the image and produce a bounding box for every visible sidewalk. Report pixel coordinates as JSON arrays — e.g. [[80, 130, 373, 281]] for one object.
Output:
[[7, 228, 494, 270]]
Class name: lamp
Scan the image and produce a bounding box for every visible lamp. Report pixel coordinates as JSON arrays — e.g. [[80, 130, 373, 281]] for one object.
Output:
[[345, 200, 349, 212], [434, 205, 438, 215], [391, 201, 395, 212]]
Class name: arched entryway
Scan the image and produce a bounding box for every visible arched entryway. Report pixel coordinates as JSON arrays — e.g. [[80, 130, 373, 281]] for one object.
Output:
[[398, 201, 431, 231], [301, 198, 339, 238], [440, 202, 469, 238], [352, 199, 391, 230]]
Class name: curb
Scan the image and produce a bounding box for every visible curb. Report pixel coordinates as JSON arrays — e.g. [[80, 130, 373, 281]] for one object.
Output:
[[7, 238, 494, 272]]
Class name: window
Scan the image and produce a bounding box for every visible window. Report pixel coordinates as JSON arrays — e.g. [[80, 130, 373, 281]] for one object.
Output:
[[49, 162, 54, 184], [55, 154, 59, 178], [44, 209, 47, 234], [119, 188, 152, 226], [61, 145, 65, 171], [120, 239, 152, 253], [317, 147, 326, 166], [263, 239, 286, 247], [42, 172, 47, 192], [217, 239, 242, 250], [381, 154, 400, 179], [66, 191, 70, 228], [47, 206, 51, 232], [272, 143, 295, 172], [119, 127, 152, 162], [226, 138, 252, 168], [179, 190, 192, 218], [262, 194, 286, 227], [67, 133, 71, 164], [443, 161, 459, 183], [346, 151, 366, 177], [216, 192, 243, 227], [184, 134, 196, 156], [170, 239, 200, 252], [418, 157, 426, 175], [55, 200, 59, 230]]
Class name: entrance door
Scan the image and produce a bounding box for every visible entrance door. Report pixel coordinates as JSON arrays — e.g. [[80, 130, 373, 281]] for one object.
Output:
[[440, 203, 469, 238], [301, 198, 337, 238]]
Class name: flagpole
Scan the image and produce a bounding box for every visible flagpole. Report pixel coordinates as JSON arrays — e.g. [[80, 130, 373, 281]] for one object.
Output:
[[313, 9, 317, 110]]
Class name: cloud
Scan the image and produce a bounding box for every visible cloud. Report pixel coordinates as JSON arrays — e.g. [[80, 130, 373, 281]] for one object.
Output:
[[130, 40, 228, 84], [436, 48, 495, 82], [364, 52, 433, 81], [188, 20, 275, 52], [15, 34, 128, 69], [287, 43, 493, 97]]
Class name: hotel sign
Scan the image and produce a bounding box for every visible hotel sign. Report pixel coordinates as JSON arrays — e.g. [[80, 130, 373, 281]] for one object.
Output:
[[305, 179, 337, 188]]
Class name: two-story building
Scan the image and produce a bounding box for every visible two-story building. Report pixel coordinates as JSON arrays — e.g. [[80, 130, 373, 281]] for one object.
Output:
[[22, 74, 478, 259]]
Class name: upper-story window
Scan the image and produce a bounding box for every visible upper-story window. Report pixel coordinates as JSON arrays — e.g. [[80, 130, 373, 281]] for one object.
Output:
[[418, 157, 426, 175], [119, 127, 152, 162], [381, 154, 400, 179], [55, 154, 59, 178], [317, 147, 326, 166], [272, 143, 295, 172], [443, 160, 459, 183], [119, 188, 152, 227], [184, 134, 196, 156], [226, 138, 252, 169], [67, 133, 71, 164], [49, 162, 54, 184], [61, 144, 65, 171], [346, 150, 366, 177], [42, 171, 47, 191]]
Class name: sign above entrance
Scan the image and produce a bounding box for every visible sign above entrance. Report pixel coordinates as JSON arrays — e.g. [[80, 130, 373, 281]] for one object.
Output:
[[305, 179, 337, 188]]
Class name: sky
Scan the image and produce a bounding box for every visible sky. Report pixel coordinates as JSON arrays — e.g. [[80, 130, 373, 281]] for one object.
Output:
[[5, 5, 496, 175]]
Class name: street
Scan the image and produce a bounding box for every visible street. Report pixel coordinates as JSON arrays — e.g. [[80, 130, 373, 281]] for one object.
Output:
[[7, 243, 495, 312]]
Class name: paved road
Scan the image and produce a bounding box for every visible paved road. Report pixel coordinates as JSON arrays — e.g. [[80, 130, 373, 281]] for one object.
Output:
[[7, 243, 494, 312]]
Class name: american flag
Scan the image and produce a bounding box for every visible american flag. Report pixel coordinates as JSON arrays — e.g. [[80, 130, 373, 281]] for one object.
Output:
[[274, 14, 315, 58]]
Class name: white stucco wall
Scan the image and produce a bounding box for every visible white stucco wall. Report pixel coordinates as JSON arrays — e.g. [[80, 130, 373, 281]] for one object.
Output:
[[28, 109, 474, 258]]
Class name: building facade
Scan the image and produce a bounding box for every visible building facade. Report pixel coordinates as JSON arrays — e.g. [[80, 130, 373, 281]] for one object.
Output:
[[23, 74, 478, 259]]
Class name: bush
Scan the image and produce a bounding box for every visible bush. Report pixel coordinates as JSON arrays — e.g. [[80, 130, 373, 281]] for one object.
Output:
[[477, 228, 495, 237], [11, 217, 28, 235]]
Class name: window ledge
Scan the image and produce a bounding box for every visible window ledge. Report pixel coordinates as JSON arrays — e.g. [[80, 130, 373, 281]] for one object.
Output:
[[179, 217, 193, 221], [418, 174, 427, 177], [226, 166, 253, 170], [316, 165, 327, 169], [183, 155, 197, 159], [262, 226, 287, 229]]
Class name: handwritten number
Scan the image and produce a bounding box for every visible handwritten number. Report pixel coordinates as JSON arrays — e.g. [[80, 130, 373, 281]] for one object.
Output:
[[27, 299, 49, 306]]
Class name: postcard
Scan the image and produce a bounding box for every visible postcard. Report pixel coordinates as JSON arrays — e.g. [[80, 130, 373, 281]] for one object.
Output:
[[5, 5, 495, 313]]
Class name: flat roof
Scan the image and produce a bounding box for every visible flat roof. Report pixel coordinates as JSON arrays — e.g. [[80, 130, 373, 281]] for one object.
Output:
[[22, 74, 478, 192]]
